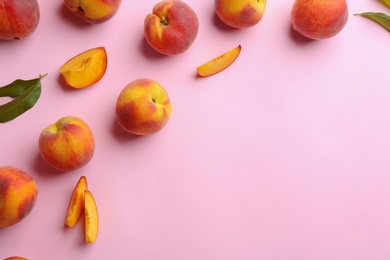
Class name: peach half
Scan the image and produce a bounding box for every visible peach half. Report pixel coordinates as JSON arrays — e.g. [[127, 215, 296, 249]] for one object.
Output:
[[65, 176, 88, 227], [84, 189, 98, 243], [197, 45, 241, 77], [60, 47, 107, 89]]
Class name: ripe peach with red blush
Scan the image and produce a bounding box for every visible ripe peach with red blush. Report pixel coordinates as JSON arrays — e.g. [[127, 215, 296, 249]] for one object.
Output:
[[144, 0, 199, 55]]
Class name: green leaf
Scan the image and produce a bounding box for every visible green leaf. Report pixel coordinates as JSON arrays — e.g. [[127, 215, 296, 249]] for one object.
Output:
[[354, 12, 390, 32], [0, 74, 47, 123]]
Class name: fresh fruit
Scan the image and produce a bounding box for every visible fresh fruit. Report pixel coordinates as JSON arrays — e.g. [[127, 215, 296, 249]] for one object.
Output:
[[64, 0, 122, 24], [214, 0, 266, 28], [197, 45, 241, 77], [38, 116, 95, 172], [291, 0, 348, 40], [144, 0, 199, 55], [65, 176, 88, 227], [116, 78, 172, 135], [4, 257, 28, 260], [84, 190, 98, 243], [0, 0, 40, 40], [0, 166, 38, 228], [60, 47, 107, 89]]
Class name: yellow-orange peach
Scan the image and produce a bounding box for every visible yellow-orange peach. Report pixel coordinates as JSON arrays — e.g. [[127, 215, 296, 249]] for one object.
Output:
[[116, 79, 172, 135], [291, 0, 348, 39], [0, 166, 38, 228], [215, 0, 266, 28], [0, 0, 40, 40], [38, 116, 95, 172], [144, 0, 199, 55], [64, 0, 121, 24]]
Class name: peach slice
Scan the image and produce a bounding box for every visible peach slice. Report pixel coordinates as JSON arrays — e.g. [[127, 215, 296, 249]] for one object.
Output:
[[197, 45, 241, 77], [65, 176, 88, 227], [84, 189, 99, 243], [60, 47, 107, 89], [4, 257, 28, 260]]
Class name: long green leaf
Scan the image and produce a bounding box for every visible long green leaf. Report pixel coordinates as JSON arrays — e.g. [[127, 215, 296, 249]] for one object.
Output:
[[354, 12, 390, 32], [0, 74, 46, 123], [0, 78, 42, 98]]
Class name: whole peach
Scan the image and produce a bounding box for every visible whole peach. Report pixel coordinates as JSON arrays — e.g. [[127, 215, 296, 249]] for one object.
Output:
[[144, 0, 199, 55], [291, 0, 348, 40], [64, 0, 122, 24], [215, 0, 266, 29], [38, 116, 95, 172], [0, 0, 40, 40], [0, 166, 38, 228], [116, 79, 172, 135]]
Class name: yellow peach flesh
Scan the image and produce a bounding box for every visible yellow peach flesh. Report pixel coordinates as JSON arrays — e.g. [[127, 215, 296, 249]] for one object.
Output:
[[84, 190, 98, 243], [60, 47, 107, 89], [197, 45, 241, 77], [65, 176, 88, 227]]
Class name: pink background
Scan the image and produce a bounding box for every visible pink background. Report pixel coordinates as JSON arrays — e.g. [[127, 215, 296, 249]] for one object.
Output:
[[1, 0, 390, 259]]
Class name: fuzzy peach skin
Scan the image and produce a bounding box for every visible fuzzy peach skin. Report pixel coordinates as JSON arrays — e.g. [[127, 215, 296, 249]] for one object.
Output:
[[38, 116, 95, 172], [0, 0, 40, 40], [291, 0, 348, 40], [215, 0, 266, 29], [0, 166, 38, 228], [116, 79, 172, 135], [144, 0, 199, 55], [64, 0, 122, 24]]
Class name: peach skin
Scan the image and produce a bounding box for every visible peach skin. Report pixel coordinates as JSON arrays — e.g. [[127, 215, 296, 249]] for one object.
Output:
[[144, 0, 199, 55], [0, 0, 40, 40], [215, 0, 266, 28], [291, 0, 348, 39], [116, 79, 172, 135], [38, 116, 95, 172], [0, 166, 38, 228], [64, 0, 122, 24]]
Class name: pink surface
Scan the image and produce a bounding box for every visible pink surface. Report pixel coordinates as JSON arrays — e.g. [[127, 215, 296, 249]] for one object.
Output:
[[1, 1, 390, 259]]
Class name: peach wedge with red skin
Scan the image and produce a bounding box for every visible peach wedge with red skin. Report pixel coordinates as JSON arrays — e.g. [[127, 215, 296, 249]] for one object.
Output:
[[144, 0, 199, 55], [0, 166, 38, 228], [116, 79, 172, 135], [215, 0, 266, 29], [65, 176, 88, 227], [38, 116, 95, 172], [64, 0, 122, 24], [197, 45, 241, 77], [84, 190, 98, 243], [60, 47, 107, 89]]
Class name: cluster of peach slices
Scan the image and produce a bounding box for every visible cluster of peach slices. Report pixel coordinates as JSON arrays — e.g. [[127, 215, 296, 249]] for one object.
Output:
[[65, 176, 99, 243]]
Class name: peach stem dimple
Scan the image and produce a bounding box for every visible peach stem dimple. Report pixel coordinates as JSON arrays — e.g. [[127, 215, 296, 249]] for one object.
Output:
[[160, 16, 169, 26]]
